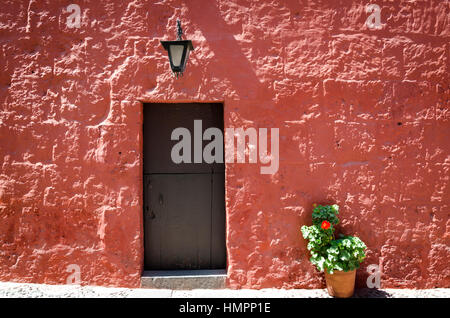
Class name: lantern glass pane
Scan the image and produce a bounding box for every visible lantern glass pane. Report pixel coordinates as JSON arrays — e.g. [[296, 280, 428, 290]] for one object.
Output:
[[169, 45, 185, 67], [182, 47, 190, 70]]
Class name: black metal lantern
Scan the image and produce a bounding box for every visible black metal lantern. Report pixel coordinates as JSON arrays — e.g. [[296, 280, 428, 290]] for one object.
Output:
[[161, 20, 194, 78]]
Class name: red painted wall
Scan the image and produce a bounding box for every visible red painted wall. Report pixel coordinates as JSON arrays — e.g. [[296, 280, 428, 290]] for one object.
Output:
[[0, 0, 448, 288]]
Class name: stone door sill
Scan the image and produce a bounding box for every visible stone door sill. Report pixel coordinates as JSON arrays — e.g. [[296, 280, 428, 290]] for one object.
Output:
[[141, 269, 227, 289]]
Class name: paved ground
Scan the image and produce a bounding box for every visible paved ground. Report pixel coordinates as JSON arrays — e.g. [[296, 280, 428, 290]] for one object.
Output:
[[0, 282, 448, 298]]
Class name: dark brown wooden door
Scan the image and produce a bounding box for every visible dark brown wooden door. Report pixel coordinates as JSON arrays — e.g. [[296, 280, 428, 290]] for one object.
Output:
[[143, 103, 226, 270]]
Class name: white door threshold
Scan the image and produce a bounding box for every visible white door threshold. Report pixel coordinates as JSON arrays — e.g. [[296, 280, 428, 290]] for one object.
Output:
[[141, 269, 227, 289]]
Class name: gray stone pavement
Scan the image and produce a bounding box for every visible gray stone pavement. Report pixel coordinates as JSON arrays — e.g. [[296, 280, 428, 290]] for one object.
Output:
[[0, 282, 448, 298]]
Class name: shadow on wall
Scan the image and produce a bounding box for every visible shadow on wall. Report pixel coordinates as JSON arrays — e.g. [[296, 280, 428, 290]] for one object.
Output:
[[185, 0, 263, 99]]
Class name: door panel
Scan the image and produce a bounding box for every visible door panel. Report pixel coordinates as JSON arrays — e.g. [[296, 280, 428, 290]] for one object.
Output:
[[143, 103, 226, 270], [144, 174, 212, 269], [143, 103, 224, 174]]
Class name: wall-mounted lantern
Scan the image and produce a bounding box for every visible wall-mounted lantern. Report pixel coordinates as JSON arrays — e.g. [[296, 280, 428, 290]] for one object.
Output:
[[160, 20, 194, 78]]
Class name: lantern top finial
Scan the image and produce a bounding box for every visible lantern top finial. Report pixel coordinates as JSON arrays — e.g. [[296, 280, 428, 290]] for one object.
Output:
[[176, 19, 183, 40]]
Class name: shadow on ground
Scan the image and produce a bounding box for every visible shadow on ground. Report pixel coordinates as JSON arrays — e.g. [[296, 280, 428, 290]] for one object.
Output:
[[352, 288, 392, 298]]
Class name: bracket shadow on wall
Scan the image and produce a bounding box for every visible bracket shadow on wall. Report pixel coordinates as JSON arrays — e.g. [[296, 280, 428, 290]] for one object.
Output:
[[141, 102, 226, 289]]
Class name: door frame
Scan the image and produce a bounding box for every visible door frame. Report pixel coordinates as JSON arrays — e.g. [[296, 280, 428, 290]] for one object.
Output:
[[137, 99, 228, 277]]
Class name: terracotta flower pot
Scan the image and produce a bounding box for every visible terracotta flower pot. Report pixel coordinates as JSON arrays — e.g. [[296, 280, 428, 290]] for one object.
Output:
[[324, 269, 356, 298]]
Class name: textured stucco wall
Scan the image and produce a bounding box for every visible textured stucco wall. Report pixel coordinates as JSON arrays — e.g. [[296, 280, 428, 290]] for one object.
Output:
[[0, 0, 449, 288]]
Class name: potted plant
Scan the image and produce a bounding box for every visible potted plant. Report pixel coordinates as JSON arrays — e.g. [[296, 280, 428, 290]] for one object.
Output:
[[301, 204, 367, 298]]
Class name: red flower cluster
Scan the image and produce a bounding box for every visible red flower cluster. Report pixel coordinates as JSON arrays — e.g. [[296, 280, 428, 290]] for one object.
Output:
[[321, 220, 331, 230]]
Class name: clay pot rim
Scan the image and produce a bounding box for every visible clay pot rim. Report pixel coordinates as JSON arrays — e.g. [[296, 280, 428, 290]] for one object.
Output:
[[325, 269, 356, 275]]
